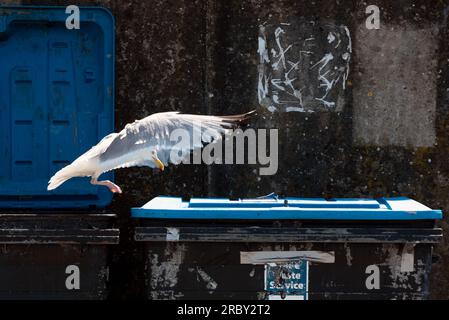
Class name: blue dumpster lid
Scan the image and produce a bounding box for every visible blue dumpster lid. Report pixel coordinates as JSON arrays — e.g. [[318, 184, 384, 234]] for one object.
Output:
[[0, 6, 115, 208], [131, 195, 443, 220]]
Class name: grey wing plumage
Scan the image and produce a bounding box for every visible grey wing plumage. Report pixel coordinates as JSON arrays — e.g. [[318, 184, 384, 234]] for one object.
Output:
[[80, 132, 119, 161], [98, 111, 254, 168]]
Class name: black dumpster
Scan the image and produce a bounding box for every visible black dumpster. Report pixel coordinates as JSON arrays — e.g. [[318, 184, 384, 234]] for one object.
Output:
[[132, 195, 443, 300], [0, 213, 118, 299]]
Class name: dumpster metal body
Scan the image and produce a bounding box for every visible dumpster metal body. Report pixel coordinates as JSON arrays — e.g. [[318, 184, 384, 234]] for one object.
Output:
[[0, 6, 118, 299], [0, 213, 118, 299], [132, 195, 443, 300]]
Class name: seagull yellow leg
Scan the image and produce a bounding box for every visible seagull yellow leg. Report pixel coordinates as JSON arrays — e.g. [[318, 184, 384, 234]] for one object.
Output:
[[152, 154, 165, 171]]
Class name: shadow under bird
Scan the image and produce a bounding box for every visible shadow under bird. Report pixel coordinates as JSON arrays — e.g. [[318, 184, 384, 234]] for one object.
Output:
[[47, 110, 255, 194]]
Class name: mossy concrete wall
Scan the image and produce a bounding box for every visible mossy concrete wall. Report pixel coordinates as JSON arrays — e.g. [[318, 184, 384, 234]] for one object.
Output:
[[4, 0, 449, 299]]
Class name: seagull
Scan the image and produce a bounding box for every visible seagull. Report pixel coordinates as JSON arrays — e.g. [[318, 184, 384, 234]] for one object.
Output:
[[47, 110, 255, 193]]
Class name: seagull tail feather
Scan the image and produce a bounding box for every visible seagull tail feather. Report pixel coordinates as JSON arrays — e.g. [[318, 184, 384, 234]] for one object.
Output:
[[47, 164, 79, 191], [220, 109, 257, 126]]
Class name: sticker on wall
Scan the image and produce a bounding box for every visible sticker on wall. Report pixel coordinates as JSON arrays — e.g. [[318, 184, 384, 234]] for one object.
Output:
[[265, 260, 309, 300]]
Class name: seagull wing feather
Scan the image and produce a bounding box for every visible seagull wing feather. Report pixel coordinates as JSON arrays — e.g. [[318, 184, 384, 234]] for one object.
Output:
[[97, 111, 253, 172]]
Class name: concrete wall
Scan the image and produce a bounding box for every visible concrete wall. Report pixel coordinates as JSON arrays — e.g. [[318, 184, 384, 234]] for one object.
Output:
[[4, 0, 449, 299]]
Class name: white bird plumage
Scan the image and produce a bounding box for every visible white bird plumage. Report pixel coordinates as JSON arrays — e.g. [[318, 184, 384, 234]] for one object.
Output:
[[47, 110, 254, 193]]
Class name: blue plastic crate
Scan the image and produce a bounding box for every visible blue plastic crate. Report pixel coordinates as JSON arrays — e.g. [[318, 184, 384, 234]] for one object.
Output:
[[131, 195, 443, 220], [0, 6, 115, 208]]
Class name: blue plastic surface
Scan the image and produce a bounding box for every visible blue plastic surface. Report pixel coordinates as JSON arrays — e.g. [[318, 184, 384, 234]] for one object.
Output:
[[0, 6, 115, 208], [131, 195, 443, 220]]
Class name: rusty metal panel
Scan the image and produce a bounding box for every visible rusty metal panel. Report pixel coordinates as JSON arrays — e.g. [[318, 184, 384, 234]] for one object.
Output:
[[135, 226, 442, 243], [0, 213, 119, 244]]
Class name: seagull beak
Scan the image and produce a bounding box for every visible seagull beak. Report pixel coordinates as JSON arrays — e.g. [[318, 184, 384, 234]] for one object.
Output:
[[152, 156, 165, 171]]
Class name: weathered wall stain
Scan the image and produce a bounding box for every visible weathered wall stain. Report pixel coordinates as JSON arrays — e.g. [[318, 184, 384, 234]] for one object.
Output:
[[353, 23, 438, 147], [1, 0, 447, 299], [148, 243, 186, 300], [191, 266, 219, 292], [376, 244, 429, 294]]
